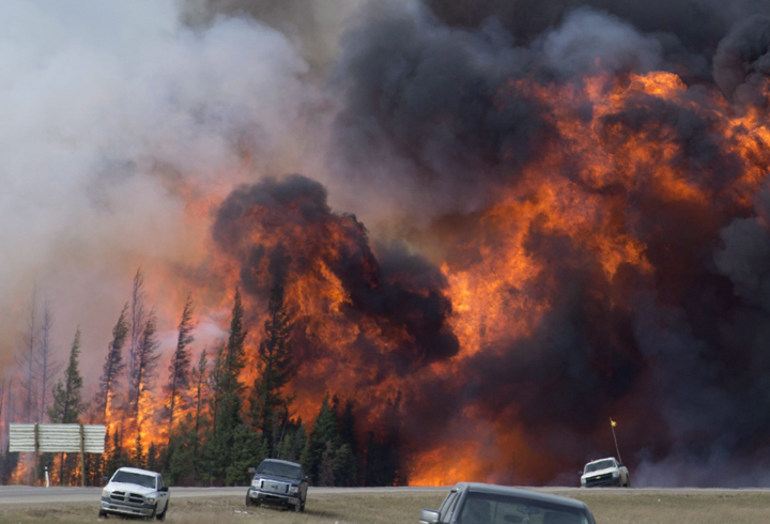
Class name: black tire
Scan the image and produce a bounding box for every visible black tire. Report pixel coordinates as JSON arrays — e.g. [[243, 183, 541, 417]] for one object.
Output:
[[155, 503, 167, 521], [300, 499, 306, 513], [245, 493, 254, 507], [98, 509, 108, 518], [626, 479, 631, 488], [294, 501, 302, 512]]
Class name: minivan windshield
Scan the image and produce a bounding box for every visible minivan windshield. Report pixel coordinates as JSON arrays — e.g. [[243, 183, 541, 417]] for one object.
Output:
[[256, 461, 302, 479], [584, 459, 615, 474], [457, 492, 589, 524], [111, 471, 156, 488]]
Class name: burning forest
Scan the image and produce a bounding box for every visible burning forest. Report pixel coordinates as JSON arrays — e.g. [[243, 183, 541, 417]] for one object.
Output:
[[3, 0, 770, 488]]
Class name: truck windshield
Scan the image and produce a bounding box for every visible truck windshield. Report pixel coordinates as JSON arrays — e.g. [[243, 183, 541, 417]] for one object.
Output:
[[457, 492, 589, 524], [112, 471, 156, 488], [256, 461, 301, 479], [584, 460, 615, 473]]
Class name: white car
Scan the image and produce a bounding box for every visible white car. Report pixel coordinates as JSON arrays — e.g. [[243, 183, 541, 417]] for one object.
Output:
[[580, 457, 630, 488], [100, 467, 170, 520]]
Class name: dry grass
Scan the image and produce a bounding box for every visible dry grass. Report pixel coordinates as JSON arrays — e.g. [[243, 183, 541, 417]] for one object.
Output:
[[0, 489, 769, 523]]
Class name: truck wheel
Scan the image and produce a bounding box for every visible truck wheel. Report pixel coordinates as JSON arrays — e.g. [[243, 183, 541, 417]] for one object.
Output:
[[626, 479, 631, 488], [155, 503, 167, 521], [98, 509, 108, 518], [245, 493, 253, 507], [294, 501, 302, 512]]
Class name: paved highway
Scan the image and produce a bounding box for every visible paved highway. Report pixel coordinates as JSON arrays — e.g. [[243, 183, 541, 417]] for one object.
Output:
[[0, 485, 447, 504], [2, 485, 769, 505]]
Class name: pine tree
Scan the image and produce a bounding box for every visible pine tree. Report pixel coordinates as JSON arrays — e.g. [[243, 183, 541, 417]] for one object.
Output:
[[307, 397, 338, 483], [251, 278, 294, 455], [213, 289, 248, 481], [48, 328, 85, 424], [190, 349, 208, 456], [225, 425, 265, 486], [131, 311, 161, 425], [166, 295, 195, 439], [96, 304, 129, 422], [318, 441, 336, 486], [49, 328, 85, 485]]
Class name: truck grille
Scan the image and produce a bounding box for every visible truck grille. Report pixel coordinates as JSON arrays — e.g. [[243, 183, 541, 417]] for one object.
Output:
[[110, 491, 145, 504], [259, 480, 289, 494], [585, 473, 614, 487]]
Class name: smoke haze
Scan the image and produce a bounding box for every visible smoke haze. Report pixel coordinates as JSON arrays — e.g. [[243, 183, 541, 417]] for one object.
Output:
[[4, 0, 770, 487]]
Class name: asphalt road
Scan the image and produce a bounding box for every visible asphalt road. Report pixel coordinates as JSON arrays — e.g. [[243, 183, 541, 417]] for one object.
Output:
[[0, 485, 448, 504], [2, 485, 770, 506]]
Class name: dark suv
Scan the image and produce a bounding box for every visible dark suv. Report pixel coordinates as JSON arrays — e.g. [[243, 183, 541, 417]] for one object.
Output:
[[245, 459, 309, 512]]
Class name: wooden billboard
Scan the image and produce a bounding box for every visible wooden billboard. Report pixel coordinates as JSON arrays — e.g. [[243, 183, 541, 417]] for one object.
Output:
[[9, 423, 106, 486]]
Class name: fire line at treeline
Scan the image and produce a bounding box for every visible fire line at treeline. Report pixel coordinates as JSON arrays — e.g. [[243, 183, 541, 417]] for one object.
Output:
[[5, 2, 770, 488]]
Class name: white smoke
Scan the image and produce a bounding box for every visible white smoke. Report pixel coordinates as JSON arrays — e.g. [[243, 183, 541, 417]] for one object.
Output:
[[0, 0, 320, 382]]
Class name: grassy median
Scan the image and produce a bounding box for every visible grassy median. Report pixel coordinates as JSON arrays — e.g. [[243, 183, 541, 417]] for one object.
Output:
[[0, 489, 769, 523]]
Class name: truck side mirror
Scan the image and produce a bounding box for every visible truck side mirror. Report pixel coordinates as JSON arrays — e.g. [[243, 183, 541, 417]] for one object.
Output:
[[102, 476, 109, 484], [159, 486, 169, 493], [577, 471, 583, 476], [420, 509, 441, 524], [248, 467, 256, 475]]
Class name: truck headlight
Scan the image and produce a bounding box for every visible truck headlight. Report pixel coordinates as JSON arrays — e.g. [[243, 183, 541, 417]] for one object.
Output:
[[146, 495, 157, 504], [102, 489, 109, 498], [612, 470, 620, 478], [289, 485, 299, 494], [580, 478, 586, 485]]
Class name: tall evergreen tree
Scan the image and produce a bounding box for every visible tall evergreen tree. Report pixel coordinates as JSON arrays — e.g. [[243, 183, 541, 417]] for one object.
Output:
[[251, 278, 294, 455], [306, 397, 338, 483], [48, 328, 85, 484], [190, 349, 208, 456], [96, 304, 129, 422], [213, 289, 248, 480], [48, 328, 85, 424], [166, 294, 195, 436], [130, 311, 161, 425]]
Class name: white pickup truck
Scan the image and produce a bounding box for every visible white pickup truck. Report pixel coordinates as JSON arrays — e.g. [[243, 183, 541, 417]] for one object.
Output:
[[100, 467, 170, 520], [580, 457, 630, 488]]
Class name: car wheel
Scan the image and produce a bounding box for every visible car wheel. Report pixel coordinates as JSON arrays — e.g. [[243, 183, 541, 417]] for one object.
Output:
[[245, 493, 253, 507], [98, 509, 108, 518], [155, 502, 167, 521]]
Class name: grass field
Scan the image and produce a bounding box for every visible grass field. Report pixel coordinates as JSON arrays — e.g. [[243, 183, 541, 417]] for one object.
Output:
[[0, 489, 769, 523]]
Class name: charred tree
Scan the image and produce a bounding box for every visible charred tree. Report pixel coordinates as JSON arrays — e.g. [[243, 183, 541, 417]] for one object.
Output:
[[95, 304, 129, 423], [36, 301, 62, 423], [127, 269, 147, 412], [16, 289, 38, 423]]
